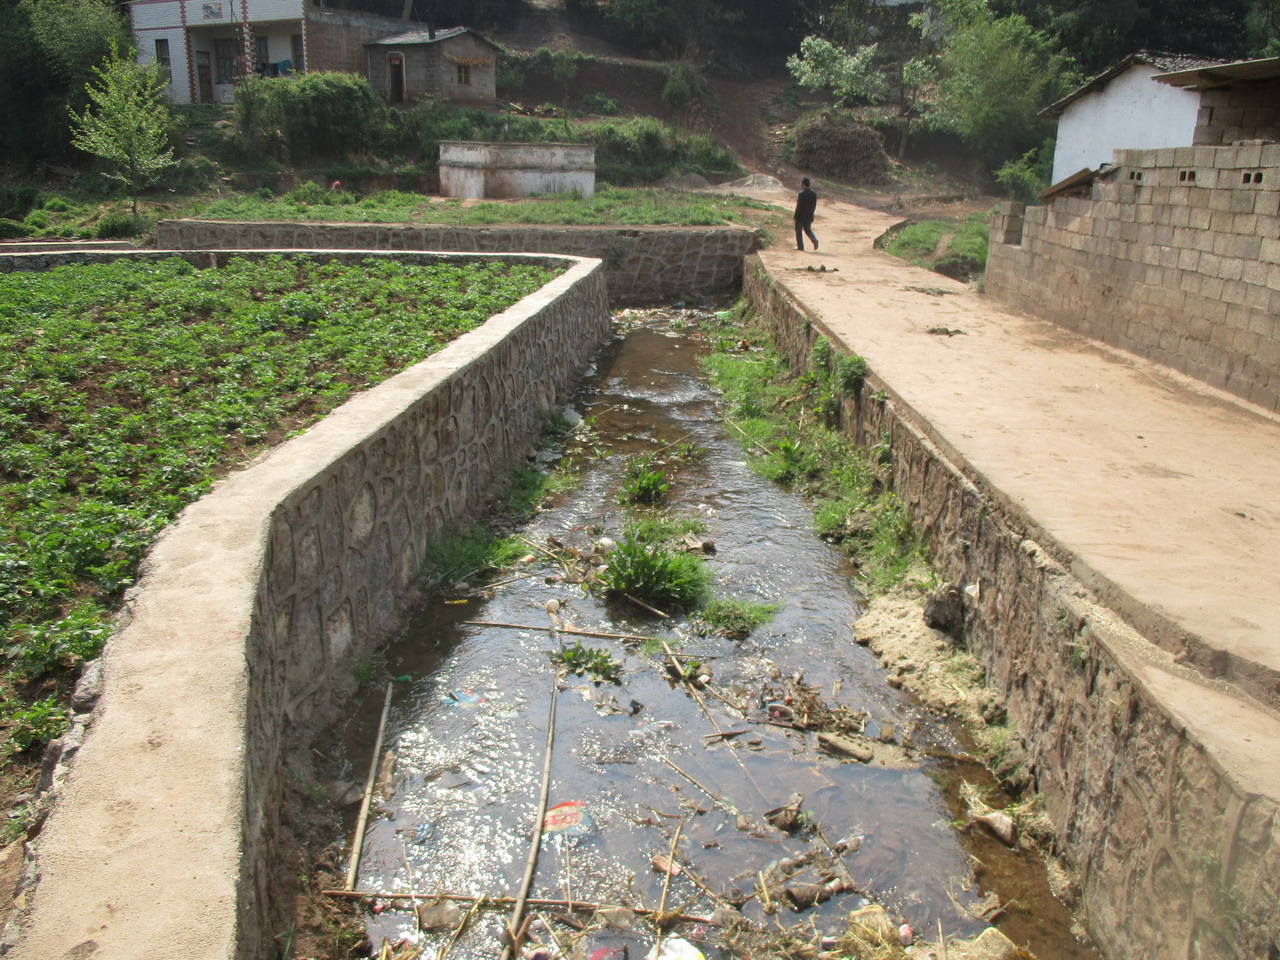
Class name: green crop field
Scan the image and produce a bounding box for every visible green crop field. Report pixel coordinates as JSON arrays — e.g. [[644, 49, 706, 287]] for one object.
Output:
[[0, 254, 558, 754]]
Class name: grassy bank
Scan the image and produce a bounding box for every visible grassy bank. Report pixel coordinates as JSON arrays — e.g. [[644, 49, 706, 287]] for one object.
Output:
[[702, 302, 931, 595], [881, 210, 991, 282]]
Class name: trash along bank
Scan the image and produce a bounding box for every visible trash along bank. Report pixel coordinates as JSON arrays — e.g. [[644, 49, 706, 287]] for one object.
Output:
[[317, 308, 1098, 960]]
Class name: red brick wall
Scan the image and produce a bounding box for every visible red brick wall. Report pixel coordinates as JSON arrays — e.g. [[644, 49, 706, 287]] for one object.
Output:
[[304, 9, 420, 75]]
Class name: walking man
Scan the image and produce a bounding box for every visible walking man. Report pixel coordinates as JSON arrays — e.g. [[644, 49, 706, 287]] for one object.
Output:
[[794, 177, 818, 251]]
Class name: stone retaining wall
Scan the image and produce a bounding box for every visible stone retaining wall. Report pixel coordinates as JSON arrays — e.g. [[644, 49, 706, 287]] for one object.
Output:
[[153, 219, 759, 303], [985, 142, 1280, 414], [5, 250, 611, 960], [744, 256, 1280, 960]]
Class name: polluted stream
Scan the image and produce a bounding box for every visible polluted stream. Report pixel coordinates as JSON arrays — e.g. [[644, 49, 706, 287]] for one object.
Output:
[[341, 308, 1095, 960]]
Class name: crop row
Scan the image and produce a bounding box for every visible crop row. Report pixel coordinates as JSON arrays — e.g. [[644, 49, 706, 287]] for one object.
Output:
[[0, 254, 558, 723]]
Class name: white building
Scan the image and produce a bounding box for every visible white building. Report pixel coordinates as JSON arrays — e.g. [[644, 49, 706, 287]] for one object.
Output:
[[1043, 52, 1224, 184]]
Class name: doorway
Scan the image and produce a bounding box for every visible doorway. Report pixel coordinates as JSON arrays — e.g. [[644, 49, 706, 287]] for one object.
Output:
[[197, 51, 213, 102], [388, 53, 405, 105]]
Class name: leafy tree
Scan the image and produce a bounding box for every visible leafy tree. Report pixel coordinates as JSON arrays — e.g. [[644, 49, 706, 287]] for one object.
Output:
[[995, 0, 1258, 72], [786, 35, 935, 157], [0, 0, 127, 163], [69, 46, 177, 214], [925, 4, 1076, 165], [787, 36, 888, 105]]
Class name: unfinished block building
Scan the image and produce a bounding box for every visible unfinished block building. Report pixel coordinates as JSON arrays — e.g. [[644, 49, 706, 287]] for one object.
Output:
[[987, 58, 1280, 414]]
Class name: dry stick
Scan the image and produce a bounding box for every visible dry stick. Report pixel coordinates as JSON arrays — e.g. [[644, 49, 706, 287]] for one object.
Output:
[[438, 896, 485, 960], [498, 675, 559, 960], [322, 889, 718, 925], [661, 757, 739, 816], [653, 818, 686, 957], [938, 919, 949, 960], [653, 429, 698, 454], [345, 682, 394, 891], [723, 416, 774, 458], [518, 536, 565, 563], [471, 571, 541, 593], [814, 823, 857, 890], [662, 641, 767, 804], [400, 836, 421, 932], [535, 910, 574, 958], [623, 592, 670, 618], [700, 682, 751, 718], [464, 620, 657, 643]]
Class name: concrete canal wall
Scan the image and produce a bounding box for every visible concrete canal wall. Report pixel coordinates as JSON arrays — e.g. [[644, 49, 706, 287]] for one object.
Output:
[[744, 255, 1280, 960], [3, 250, 611, 960], [154, 220, 759, 304]]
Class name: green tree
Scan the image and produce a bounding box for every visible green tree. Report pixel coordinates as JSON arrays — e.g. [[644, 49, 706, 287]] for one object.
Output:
[[69, 46, 177, 214], [0, 0, 128, 163], [925, 6, 1076, 165], [787, 35, 889, 105], [786, 35, 935, 157]]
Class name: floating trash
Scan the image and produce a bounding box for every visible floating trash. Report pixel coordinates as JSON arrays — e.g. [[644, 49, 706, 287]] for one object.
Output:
[[442, 690, 484, 709], [543, 800, 596, 837], [645, 938, 704, 960]]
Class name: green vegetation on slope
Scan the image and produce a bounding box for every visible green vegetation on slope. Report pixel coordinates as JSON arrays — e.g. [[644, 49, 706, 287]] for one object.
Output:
[[883, 211, 990, 281], [184, 183, 772, 227], [703, 305, 931, 594], [0, 255, 557, 752]]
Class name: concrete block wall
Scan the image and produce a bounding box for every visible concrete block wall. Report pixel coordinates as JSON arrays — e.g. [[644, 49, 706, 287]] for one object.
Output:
[[155, 219, 760, 303], [1195, 78, 1280, 145], [986, 142, 1280, 413], [3, 249, 611, 960], [744, 256, 1280, 960]]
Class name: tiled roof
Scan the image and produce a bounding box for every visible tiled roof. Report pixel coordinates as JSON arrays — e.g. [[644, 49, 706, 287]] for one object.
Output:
[[367, 26, 500, 48]]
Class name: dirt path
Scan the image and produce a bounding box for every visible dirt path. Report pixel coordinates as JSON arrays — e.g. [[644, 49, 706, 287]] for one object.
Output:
[[752, 192, 1280, 779]]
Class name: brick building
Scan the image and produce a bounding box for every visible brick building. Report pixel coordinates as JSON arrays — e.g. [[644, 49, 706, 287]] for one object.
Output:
[[128, 0, 494, 107]]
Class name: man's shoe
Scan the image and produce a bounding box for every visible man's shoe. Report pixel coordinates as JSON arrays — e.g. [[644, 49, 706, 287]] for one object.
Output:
[[814, 239, 819, 250]]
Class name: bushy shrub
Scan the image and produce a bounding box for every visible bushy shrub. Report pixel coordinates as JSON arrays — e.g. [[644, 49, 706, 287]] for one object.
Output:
[[791, 110, 890, 184], [235, 72, 387, 163], [583, 92, 619, 115], [0, 184, 38, 220], [995, 138, 1054, 204], [0, 219, 30, 240], [662, 63, 697, 112], [585, 116, 738, 184], [95, 211, 142, 238]]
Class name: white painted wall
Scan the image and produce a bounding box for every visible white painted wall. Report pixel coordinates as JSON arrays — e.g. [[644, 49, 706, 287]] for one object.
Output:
[[439, 141, 597, 199], [1051, 64, 1202, 183], [133, 26, 190, 103]]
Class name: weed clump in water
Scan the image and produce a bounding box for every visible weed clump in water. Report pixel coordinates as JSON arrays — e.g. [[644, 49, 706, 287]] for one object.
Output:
[[599, 534, 711, 610], [699, 597, 780, 639], [618, 455, 670, 505]]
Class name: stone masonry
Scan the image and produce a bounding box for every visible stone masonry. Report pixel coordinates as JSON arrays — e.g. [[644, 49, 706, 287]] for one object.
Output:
[[985, 142, 1280, 413], [4, 250, 611, 960], [154, 220, 760, 304], [744, 255, 1280, 960]]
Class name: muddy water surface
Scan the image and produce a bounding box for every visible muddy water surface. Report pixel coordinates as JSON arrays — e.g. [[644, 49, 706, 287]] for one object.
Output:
[[344, 310, 1097, 960]]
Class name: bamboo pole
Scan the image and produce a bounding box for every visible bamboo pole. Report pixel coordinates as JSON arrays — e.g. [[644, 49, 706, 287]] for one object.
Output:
[[464, 620, 659, 642], [345, 682, 394, 891], [660, 757, 739, 816], [499, 675, 559, 960], [320, 889, 719, 925]]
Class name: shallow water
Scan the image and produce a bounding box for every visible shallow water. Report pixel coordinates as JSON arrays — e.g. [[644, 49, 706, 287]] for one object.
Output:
[[344, 310, 1099, 959]]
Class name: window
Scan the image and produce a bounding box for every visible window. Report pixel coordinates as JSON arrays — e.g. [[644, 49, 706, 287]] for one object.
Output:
[[155, 38, 171, 83], [254, 35, 268, 75], [291, 34, 304, 73], [456, 63, 471, 85], [214, 38, 239, 83]]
